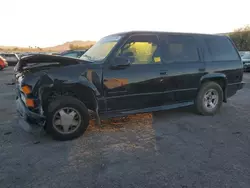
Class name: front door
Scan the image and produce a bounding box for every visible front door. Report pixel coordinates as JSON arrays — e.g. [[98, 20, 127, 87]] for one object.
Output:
[[103, 34, 166, 112]]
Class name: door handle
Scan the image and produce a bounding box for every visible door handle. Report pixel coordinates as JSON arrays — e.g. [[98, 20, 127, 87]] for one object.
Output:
[[199, 68, 205, 72], [160, 71, 167, 75]]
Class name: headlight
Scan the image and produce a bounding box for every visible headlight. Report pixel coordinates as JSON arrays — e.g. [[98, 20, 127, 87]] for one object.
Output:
[[21, 85, 32, 94]]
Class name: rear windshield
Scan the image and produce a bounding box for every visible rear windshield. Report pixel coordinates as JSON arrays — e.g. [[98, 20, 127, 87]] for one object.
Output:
[[205, 36, 240, 61]]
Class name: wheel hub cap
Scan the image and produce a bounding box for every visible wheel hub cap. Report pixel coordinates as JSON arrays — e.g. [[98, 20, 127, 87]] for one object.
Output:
[[203, 89, 218, 110], [53, 107, 81, 134]]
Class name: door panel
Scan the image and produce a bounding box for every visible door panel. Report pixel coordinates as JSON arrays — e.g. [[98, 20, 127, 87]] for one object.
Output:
[[103, 64, 165, 111], [103, 34, 165, 112], [161, 62, 205, 102], [159, 34, 205, 103]]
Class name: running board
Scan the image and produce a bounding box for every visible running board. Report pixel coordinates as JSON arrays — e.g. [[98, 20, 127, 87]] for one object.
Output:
[[100, 101, 194, 119]]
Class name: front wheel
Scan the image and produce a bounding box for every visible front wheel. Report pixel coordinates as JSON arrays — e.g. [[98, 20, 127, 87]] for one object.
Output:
[[45, 96, 89, 141], [195, 82, 223, 115]]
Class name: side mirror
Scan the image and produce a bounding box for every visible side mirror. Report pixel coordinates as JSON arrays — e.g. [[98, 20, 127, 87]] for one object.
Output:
[[110, 56, 131, 69]]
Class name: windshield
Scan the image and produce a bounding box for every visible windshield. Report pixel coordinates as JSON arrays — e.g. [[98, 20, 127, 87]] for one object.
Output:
[[80, 35, 121, 62]]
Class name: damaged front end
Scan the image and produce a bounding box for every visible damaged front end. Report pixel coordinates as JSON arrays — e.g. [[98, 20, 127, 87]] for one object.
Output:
[[15, 54, 81, 132], [16, 76, 46, 132]]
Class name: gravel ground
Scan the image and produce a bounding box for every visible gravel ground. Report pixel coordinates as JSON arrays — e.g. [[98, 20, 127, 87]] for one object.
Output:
[[1, 67, 250, 188]]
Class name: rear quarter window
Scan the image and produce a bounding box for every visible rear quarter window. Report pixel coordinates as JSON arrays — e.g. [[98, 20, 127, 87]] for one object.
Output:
[[205, 36, 240, 61]]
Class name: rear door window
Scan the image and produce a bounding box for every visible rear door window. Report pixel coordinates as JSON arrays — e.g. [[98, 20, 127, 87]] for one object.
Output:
[[205, 36, 240, 61], [160, 34, 200, 63]]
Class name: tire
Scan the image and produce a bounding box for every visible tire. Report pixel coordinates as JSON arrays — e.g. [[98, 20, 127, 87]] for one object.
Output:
[[46, 96, 89, 141], [195, 81, 223, 115]]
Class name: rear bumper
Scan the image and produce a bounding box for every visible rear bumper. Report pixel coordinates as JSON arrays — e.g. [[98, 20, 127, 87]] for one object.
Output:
[[16, 95, 45, 132]]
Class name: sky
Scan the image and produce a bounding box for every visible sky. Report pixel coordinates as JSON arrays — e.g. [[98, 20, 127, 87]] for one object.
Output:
[[1, 0, 250, 47]]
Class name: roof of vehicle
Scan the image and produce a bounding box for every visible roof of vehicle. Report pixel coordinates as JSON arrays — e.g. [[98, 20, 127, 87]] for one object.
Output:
[[107, 31, 224, 38]]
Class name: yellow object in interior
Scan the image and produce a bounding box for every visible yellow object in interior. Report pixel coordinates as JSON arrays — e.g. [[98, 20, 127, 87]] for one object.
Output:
[[154, 57, 161, 63]]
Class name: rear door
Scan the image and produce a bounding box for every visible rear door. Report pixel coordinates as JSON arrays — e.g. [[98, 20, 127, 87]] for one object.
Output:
[[159, 34, 205, 103]]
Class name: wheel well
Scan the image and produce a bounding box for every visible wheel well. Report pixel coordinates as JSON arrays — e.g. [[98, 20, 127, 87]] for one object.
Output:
[[41, 86, 96, 114], [201, 77, 227, 102]]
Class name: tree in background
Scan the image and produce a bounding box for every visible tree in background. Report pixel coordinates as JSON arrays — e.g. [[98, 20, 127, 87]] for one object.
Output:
[[229, 25, 250, 51], [69, 44, 93, 50]]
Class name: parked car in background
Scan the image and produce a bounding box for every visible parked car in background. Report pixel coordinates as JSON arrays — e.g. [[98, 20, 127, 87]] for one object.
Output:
[[59, 50, 87, 58], [239, 51, 250, 71], [0, 53, 19, 66], [17, 53, 31, 58], [0, 56, 8, 70], [15, 31, 244, 141]]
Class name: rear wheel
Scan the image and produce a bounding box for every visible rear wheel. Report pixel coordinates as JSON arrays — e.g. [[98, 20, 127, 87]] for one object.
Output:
[[45, 96, 89, 141], [195, 82, 223, 115]]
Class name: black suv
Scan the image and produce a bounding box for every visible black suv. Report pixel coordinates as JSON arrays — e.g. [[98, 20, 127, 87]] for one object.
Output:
[[15, 31, 244, 140]]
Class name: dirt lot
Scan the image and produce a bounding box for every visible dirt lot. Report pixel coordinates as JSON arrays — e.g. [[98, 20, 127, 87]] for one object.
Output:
[[1, 67, 250, 188]]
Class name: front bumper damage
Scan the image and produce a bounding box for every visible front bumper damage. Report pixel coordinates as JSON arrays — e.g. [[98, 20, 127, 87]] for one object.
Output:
[[16, 91, 45, 132]]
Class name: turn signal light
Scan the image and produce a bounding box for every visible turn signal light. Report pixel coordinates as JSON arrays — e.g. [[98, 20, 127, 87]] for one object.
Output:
[[22, 85, 31, 94], [26, 99, 35, 107]]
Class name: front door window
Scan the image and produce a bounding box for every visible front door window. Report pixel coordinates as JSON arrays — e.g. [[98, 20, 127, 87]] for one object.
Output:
[[117, 35, 161, 65]]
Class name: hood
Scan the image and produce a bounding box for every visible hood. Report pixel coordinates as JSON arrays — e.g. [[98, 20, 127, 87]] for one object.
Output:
[[14, 54, 87, 73]]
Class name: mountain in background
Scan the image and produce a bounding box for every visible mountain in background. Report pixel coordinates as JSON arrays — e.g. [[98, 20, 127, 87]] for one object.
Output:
[[0, 40, 96, 52], [44, 40, 95, 51]]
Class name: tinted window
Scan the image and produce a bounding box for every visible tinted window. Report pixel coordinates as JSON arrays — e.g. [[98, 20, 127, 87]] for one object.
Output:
[[160, 35, 199, 62], [205, 36, 239, 61], [117, 35, 161, 64]]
